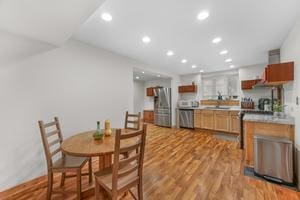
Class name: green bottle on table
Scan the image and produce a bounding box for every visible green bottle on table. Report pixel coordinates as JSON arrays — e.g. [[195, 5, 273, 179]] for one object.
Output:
[[94, 121, 103, 140]]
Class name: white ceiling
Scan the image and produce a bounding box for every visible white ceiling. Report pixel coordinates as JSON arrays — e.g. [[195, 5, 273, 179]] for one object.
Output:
[[133, 68, 171, 81], [0, 0, 106, 46], [74, 0, 300, 75], [0, 0, 106, 67]]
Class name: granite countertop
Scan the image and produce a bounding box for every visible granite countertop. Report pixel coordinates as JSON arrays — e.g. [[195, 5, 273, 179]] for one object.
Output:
[[243, 113, 295, 125]]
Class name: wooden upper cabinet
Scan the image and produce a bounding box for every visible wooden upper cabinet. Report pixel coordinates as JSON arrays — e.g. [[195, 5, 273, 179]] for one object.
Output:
[[263, 62, 294, 85], [178, 85, 197, 93], [146, 87, 154, 96], [241, 79, 261, 90]]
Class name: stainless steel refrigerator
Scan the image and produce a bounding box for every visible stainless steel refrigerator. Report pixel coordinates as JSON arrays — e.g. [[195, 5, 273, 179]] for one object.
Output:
[[154, 88, 172, 127]]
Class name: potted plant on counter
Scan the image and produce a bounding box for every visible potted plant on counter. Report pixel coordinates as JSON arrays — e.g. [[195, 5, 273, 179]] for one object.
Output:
[[273, 102, 286, 118]]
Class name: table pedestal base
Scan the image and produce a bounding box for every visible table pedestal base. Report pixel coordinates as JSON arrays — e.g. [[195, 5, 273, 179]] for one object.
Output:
[[99, 154, 112, 170], [81, 155, 113, 198]]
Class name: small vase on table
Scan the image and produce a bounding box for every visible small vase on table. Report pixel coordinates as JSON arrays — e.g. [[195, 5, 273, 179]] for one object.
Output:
[[93, 121, 104, 140]]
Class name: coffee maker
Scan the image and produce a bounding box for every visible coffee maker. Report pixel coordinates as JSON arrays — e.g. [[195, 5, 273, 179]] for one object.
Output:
[[258, 98, 271, 111]]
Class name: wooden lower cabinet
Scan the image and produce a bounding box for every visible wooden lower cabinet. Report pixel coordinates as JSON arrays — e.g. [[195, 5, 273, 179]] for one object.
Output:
[[194, 109, 240, 134], [230, 111, 240, 134], [146, 87, 154, 96], [194, 110, 201, 128], [214, 111, 230, 132], [244, 121, 294, 167], [143, 110, 154, 123], [200, 110, 214, 130]]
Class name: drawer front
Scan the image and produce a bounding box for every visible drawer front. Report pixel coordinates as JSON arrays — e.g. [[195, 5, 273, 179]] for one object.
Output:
[[201, 110, 214, 114], [194, 109, 202, 114], [215, 110, 230, 115], [230, 111, 239, 116]]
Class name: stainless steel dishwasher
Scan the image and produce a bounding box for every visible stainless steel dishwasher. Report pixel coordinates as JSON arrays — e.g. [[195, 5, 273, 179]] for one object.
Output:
[[254, 134, 294, 184], [179, 109, 194, 128]]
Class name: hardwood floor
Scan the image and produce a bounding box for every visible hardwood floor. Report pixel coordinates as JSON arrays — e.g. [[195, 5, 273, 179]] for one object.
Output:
[[1, 125, 300, 200]]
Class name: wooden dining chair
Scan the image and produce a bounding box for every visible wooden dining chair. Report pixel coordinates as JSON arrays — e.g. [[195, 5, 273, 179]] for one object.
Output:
[[94, 124, 147, 200], [125, 111, 141, 130], [38, 117, 92, 200]]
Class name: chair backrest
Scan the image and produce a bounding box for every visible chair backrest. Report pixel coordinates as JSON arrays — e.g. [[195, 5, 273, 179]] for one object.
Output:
[[124, 111, 141, 130], [38, 117, 63, 170], [112, 124, 147, 194]]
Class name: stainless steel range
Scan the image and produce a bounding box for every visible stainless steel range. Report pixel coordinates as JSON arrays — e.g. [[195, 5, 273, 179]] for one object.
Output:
[[154, 88, 172, 127]]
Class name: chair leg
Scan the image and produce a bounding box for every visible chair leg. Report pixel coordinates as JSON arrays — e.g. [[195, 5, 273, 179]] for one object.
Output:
[[60, 172, 66, 187], [76, 169, 82, 200], [137, 182, 143, 200], [88, 158, 92, 183], [47, 171, 53, 200], [95, 180, 105, 200]]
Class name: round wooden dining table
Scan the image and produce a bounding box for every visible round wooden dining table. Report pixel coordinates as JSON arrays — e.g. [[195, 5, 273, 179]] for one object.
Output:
[[61, 128, 138, 197], [61, 128, 137, 170]]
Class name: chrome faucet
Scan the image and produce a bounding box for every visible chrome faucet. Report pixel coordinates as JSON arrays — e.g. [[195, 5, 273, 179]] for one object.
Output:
[[217, 91, 222, 100]]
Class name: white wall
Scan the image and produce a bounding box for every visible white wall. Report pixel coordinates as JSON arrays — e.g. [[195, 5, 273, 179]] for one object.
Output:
[[238, 64, 272, 107], [0, 39, 137, 191], [281, 16, 300, 146], [133, 80, 145, 116]]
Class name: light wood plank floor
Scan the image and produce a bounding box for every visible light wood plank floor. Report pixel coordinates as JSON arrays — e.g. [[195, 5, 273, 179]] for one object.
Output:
[[1, 125, 300, 200]]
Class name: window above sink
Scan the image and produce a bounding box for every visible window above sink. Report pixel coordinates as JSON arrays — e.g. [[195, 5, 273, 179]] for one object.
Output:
[[202, 71, 239, 100]]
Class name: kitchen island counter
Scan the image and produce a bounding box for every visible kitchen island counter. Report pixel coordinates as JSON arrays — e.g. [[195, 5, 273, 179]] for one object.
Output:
[[243, 113, 294, 125]]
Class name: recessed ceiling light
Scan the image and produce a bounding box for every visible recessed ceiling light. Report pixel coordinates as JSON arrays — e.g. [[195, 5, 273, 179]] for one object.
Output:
[[225, 58, 232, 63], [136, 76, 140, 79], [230, 65, 235, 68], [181, 59, 187, 63], [220, 50, 228, 55], [166, 51, 174, 56], [142, 71, 145, 74], [197, 11, 209, 20], [212, 37, 222, 44], [157, 75, 161, 77], [101, 13, 112, 22], [142, 36, 151, 43], [191, 65, 197, 69], [200, 69, 204, 73]]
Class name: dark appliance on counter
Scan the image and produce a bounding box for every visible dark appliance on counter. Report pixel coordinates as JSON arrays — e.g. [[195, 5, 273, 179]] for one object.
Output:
[[254, 135, 294, 185], [154, 88, 172, 127], [238, 110, 273, 149], [258, 98, 271, 111], [179, 109, 194, 129]]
